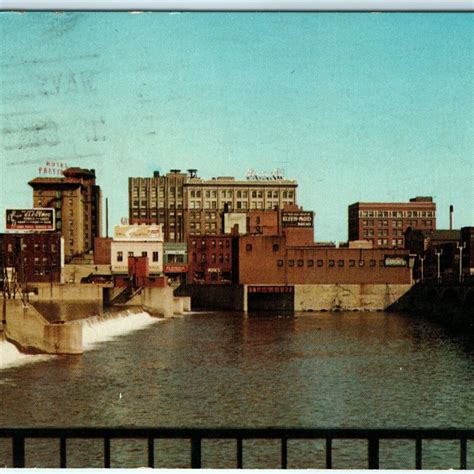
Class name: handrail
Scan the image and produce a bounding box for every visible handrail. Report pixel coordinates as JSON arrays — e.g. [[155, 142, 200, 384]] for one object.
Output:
[[0, 427, 472, 469]]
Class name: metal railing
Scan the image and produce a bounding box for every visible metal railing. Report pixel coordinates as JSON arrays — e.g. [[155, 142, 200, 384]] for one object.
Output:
[[0, 427, 472, 469]]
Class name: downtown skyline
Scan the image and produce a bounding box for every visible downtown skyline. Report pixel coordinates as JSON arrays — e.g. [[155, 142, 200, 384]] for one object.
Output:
[[1, 12, 473, 242]]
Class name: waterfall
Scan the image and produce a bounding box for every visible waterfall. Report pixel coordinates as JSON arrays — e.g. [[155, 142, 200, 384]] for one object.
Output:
[[81, 309, 164, 350], [0, 339, 52, 370]]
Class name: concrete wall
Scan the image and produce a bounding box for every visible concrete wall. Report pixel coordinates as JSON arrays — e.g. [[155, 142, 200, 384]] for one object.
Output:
[[33, 283, 103, 301], [175, 284, 244, 311], [63, 264, 112, 283], [127, 287, 176, 318], [1, 299, 82, 354], [295, 284, 412, 311]]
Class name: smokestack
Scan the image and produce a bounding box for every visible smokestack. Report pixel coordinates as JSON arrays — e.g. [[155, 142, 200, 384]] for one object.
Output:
[[449, 205, 453, 231], [106, 198, 109, 238]]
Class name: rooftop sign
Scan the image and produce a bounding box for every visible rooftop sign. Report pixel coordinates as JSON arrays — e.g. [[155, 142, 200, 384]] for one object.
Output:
[[246, 168, 284, 181], [282, 211, 313, 228], [113, 224, 163, 241], [5, 208, 55, 231]]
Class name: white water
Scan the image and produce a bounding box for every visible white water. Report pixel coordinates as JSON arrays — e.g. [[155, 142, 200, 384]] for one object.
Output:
[[0, 310, 164, 370], [0, 339, 52, 370], [81, 310, 164, 350]]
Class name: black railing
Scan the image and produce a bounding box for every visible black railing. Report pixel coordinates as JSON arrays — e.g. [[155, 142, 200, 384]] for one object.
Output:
[[0, 427, 472, 469]]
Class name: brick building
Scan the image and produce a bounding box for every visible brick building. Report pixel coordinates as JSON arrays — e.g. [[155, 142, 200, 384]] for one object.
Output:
[[236, 235, 411, 285], [0, 232, 63, 284], [187, 235, 234, 284], [348, 197, 436, 249], [29, 168, 102, 260], [128, 169, 297, 242]]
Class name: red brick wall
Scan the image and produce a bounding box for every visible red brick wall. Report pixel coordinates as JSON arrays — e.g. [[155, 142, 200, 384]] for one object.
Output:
[[93, 237, 112, 264], [238, 235, 411, 285]]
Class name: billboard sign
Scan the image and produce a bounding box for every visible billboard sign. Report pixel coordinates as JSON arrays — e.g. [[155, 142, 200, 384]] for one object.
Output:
[[224, 213, 247, 234], [281, 211, 313, 228], [114, 224, 163, 241], [163, 264, 189, 273], [384, 256, 407, 267], [5, 208, 55, 231]]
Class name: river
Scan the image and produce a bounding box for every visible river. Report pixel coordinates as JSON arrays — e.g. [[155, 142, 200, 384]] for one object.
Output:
[[0, 309, 473, 468]]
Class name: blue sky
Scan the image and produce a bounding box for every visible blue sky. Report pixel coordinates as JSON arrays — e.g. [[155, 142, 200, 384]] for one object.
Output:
[[1, 12, 472, 241]]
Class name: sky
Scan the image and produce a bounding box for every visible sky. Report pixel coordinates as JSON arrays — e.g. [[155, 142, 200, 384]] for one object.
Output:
[[0, 12, 472, 242]]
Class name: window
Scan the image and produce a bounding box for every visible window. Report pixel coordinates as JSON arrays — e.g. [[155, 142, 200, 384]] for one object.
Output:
[[349, 260, 356, 267], [307, 259, 314, 267], [317, 260, 323, 267], [117, 251, 123, 262], [359, 260, 365, 267], [211, 254, 216, 262], [273, 244, 279, 252], [328, 260, 335, 267], [369, 260, 376, 267], [128, 251, 134, 257], [297, 259, 304, 267], [277, 259, 284, 267], [153, 252, 159, 262], [142, 251, 148, 257], [192, 253, 197, 262], [338, 260, 344, 267], [288, 260, 295, 267], [245, 243, 253, 252]]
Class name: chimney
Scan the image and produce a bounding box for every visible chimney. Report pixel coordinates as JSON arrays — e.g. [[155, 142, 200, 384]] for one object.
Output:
[[449, 205, 454, 230], [188, 169, 197, 178], [106, 197, 109, 238]]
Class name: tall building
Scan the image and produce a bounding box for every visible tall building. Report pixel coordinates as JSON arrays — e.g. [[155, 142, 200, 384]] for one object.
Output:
[[128, 169, 298, 242], [348, 197, 436, 249], [29, 167, 102, 260]]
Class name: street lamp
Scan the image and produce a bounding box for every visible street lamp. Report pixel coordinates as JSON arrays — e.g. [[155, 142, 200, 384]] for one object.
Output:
[[435, 249, 443, 284], [419, 255, 425, 282], [457, 242, 466, 284]]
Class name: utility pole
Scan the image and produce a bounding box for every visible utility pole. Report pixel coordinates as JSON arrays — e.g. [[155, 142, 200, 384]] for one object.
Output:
[[457, 242, 466, 284], [435, 249, 443, 284]]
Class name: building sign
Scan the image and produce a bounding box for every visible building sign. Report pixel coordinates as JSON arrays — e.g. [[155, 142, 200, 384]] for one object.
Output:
[[163, 249, 187, 255], [246, 168, 284, 181], [38, 161, 68, 176], [207, 268, 220, 273], [5, 208, 55, 231], [163, 264, 189, 273], [281, 211, 313, 228], [114, 224, 163, 241], [384, 256, 407, 267]]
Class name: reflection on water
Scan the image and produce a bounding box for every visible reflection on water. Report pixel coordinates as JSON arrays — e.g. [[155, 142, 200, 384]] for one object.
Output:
[[0, 311, 472, 468]]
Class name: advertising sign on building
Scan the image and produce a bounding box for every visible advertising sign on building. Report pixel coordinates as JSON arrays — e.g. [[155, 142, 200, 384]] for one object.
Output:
[[281, 211, 313, 228], [384, 256, 407, 267], [114, 224, 163, 241], [163, 264, 189, 273], [5, 208, 55, 231]]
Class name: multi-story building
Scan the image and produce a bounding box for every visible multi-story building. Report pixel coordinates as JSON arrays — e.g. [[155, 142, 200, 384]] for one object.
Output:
[[348, 197, 436, 249], [0, 232, 63, 284], [128, 169, 298, 242], [29, 168, 102, 260], [187, 235, 234, 284]]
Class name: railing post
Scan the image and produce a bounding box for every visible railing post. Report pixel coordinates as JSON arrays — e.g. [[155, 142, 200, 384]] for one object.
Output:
[[148, 438, 154, 468], [104, 437, 111, 468], [60, 437, 67, 468], [368, 437, 379, 470], [281, 437, 288, 469], [191, 437, 201, 468], [236, 438, 243, 469], [12, 435, 25, 468], [460, 438, 467, 470], [325, 438, 332, 469], [415, 437, 422, 470]]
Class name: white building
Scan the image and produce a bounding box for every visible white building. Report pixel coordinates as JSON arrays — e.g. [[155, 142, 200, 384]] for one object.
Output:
[[110, 224, 164, 274]]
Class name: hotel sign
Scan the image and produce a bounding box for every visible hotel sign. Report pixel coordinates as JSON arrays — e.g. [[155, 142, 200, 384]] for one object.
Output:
[[282, 211, 313, 228], [246, 168, 284, 181], [384, 256, 407, 267], [5, 208, 55, 231]]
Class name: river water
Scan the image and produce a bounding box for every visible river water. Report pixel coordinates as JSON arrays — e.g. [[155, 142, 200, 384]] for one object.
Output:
[[0, 309, 473, 468]]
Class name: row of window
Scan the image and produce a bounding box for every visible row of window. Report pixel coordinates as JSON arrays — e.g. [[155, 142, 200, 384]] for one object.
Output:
[[277, 259, 388, 268], [2, 255, 58, 266], [191, 253, 231, 263], [358, 210, 435, 218], [5, 243, 58, 252], [190, 239, 231, 249], [116, 251, 159, 262]]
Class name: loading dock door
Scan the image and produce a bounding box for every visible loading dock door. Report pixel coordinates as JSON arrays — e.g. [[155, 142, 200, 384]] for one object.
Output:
[[247, 286, 294, 312]]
